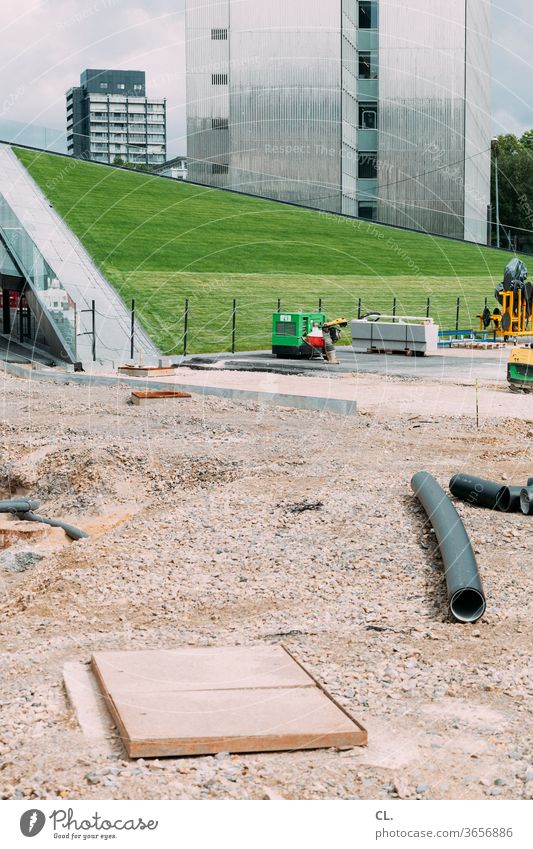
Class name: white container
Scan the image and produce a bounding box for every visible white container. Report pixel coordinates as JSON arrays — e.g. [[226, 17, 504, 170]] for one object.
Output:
[[350, 315, 439, 356]]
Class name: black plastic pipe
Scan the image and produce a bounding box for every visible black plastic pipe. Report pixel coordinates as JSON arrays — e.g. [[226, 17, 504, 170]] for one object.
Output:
[[412, 472, 486, 623], [17, 511, 88, 541], [450, 474, 533, 514], [449, 474, 507, 511], [520, 486, 533, 516], [498, 486, 524, 513]]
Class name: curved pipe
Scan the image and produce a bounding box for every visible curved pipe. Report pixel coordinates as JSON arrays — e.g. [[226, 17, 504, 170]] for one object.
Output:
[[449, 474, 507, 511], [412, 472, 486, 623], [15, 511, 88, 541]]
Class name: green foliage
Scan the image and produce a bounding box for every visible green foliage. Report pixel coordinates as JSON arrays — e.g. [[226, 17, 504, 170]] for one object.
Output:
[[13, 147, 525, 354], [492, 132, 533, 253]]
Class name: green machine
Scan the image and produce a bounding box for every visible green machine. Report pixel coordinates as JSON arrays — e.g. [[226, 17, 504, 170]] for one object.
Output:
[[271, 311, 326, 359]]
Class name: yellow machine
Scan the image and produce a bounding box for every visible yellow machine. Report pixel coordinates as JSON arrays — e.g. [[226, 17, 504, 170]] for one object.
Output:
[[478, 259, 533, 339], [508, 346, 533, 393]]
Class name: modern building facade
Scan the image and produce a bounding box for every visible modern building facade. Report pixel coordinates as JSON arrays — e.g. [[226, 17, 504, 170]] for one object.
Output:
[[66, 69, 166, 166], [153, 156, 188, 181], [185, 0, 491, 242]]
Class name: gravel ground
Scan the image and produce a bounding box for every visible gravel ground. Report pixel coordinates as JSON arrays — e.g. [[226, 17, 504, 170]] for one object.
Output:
[[0, 370, 531, 801]]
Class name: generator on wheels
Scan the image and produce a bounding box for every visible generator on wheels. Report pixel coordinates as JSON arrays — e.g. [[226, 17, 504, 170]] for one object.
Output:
[[272, 311, 326, 358], [271, 311, 347, 362]]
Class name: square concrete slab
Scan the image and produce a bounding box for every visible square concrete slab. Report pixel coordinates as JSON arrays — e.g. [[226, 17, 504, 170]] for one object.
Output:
[[91, 645, 367, 758]]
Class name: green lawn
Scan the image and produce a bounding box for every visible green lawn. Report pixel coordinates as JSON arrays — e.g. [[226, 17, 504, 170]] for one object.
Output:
[[15, 147, 522, 354]]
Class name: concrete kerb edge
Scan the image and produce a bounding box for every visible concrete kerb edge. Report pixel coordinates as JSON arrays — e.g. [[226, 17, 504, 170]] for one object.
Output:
[[1, 361, 358, 417]]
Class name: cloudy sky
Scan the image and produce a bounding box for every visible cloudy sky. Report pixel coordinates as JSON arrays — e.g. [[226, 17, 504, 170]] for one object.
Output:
[[0, 0, 531, 157]]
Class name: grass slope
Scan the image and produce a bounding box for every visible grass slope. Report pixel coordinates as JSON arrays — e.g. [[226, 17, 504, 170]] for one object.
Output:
[[15, 147, 520, 354]]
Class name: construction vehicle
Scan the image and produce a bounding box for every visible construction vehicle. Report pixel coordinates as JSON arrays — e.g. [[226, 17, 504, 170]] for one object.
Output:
[[508, 345, 533, 393], [478, 259, 533, 339], [271, 311, 347, 360]]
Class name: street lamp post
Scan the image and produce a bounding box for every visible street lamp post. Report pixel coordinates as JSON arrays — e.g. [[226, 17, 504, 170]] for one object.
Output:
[[492, 138, 501, 249]]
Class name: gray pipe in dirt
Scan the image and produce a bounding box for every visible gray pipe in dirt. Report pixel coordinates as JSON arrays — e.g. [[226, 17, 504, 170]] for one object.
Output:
[[412, 472, 486, 624], [0, 498, 41, 513], [16, 511, 88, 541], [449, 474, 507, 511]]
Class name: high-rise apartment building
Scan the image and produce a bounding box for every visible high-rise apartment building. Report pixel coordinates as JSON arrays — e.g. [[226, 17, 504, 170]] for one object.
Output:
[[66, 69, 166, 166], [185, 1, 491, 242]]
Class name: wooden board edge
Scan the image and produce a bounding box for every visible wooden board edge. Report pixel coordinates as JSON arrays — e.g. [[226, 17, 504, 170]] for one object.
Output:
[[127, 729, 368, 759], [90, 654, 134, 757]]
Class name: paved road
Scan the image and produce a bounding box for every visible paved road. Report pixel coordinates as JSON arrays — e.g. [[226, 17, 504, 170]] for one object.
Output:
[[185, 346, 509, 384]]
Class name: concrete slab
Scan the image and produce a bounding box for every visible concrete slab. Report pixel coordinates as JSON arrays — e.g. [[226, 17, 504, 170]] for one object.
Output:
[[63, 661, 115, 747], [91, 645, 314, 694], [91, 645, 367, 758]]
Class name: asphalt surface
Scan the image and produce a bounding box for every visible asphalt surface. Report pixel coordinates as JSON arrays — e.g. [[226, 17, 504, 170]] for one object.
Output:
[[185, 346, 510, 384]]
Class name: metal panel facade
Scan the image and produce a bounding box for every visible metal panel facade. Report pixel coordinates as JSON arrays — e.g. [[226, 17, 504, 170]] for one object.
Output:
[[464, 0, 491, 243], [229, 0, 341, 211], [186, 0, 491, 239], [377, 0, 467, 238], [186, 0, 230, 186]]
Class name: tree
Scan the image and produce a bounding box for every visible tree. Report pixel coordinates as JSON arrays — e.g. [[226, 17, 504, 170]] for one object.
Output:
[[112, 155, 125, 166], [492, 132, 533, 253]]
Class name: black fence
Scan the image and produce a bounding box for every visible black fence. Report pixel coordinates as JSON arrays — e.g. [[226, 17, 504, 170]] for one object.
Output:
[[127, 293, 494, 359]]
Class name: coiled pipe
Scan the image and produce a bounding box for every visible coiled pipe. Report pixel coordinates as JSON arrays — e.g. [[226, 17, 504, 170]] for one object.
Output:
[[412, 472, 486, 623]]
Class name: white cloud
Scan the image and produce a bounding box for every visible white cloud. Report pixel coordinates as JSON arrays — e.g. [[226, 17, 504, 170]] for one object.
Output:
[[0, 0, 531, 157], [0, 0, 187, 154]]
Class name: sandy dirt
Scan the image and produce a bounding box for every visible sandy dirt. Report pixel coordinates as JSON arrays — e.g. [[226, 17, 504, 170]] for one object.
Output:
[[0, 368, 531, 801], [92, 356, 533, 420]]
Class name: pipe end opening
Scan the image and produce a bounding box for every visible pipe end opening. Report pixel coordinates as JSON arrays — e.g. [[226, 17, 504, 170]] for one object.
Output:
[[450, 588, 486, 623], [520, 488, 533, 515], [497, 487, 511, 512]]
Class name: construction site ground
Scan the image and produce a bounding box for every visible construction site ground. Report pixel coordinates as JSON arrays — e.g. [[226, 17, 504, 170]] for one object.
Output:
[[0, 351, 531, 801]]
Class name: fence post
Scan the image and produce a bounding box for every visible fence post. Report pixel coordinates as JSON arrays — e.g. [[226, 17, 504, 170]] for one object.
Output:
[[318, 297, 323, 313], [426, 297, 431, 318], [130, 299, 135, 360], [231, 298, 236, 354], [277, 298, 281, 312], [455, 297, 460, 332], [392, 296, 397, 321], [357, 298, 361, 319], [91, 299, 96, 362], [18, 296, 24, 342], [183, 298, 189, 357]]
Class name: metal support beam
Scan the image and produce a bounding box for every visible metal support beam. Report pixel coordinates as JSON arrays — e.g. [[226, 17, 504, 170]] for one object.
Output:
[[2, 289, 10, 334]]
